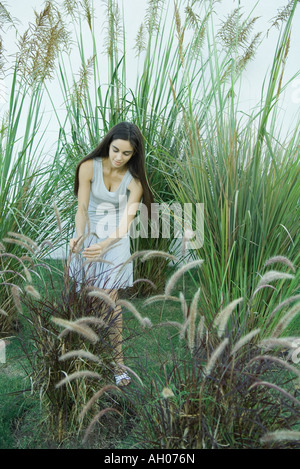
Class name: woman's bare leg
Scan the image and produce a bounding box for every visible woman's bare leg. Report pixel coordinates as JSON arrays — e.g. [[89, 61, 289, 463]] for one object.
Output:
[[106, 289, 130, 386]]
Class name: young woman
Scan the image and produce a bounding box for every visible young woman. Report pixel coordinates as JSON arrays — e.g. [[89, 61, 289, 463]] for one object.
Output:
[[69, 122, 153, 386]]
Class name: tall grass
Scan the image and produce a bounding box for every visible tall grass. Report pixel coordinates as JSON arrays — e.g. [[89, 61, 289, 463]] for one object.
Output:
[[162, 0, 300, 331]]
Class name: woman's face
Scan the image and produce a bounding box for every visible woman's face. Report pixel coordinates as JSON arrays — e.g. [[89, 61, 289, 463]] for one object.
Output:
[[108, 139, 134, 169]]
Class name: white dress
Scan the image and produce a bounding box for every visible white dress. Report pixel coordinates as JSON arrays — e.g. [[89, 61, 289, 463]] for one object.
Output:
[[69, 157, 133, 290]]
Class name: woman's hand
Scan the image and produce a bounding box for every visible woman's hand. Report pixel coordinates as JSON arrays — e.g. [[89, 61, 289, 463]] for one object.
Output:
[[69, 237, 83, 253], [82, 241, 109, 260]]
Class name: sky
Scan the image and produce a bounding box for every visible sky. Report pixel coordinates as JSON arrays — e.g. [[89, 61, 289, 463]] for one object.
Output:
[[1, 0, 300, 146]]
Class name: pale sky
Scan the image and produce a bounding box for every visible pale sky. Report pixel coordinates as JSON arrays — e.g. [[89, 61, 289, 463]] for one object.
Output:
[[1, 0, 300, 143]]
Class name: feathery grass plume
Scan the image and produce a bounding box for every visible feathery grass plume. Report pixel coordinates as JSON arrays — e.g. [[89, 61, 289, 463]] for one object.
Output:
[[82, 407, 122, 444], [51, 317, 99, 344], [188, 288, 201, 353], [81, 0, 93, 30], [249, 381, 300, 408], [116, 250, 150, 273], [23, 267, 32, 283], [270, 0, 296, 30], [39, 239, 54, 250], [256, 270, 294, 289], [265, 294, 300, 327], [55, 370, 103, 389], [272, 301, 300, 337], [0, 242, 5, 251], [145, 0, 165, 34], [204, 338, 229, 377], [117, 299, 152, 329], [260, 430, 300, 444], [259, 337, 300, 351], [174, 0, 185, 66], [25, 285, 41, 300], [141, 251, 178, 262], [16, 1, 70, 83], [264, 255, 295, 273], [11, 285, 22, 313], [59, 349, 103, 364], [213, 298, 243, 338], [248, 355, 300, 379], [7, 232, 39, 250], [132, 278, 157, 290], [134, 23, 146, 57], [142, 294, 181, 307], [196, 315, 205, 346], [0, 308, 8, 316], [179, 292, 188, 320], [58, 317, 107, 340], [87, 290, 116, 309], [79, 384, 121, 421], [2, 237, 36, 255], [158, 321, 185, 332], [53, 202, 62, 233], [231, 328, 261, 355], [162, 387, 175, 399], [73, 55, 96, 104], [165, 260, 204, 296]]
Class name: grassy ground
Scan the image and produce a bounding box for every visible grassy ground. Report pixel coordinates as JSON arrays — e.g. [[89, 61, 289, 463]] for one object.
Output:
[[0, 259, 299, 449]]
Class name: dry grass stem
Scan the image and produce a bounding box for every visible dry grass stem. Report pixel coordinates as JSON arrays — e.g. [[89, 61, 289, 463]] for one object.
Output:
[[165, 260, 204, 296], [213, 298, 243, 338], [230, 328, 261, 355], [0, 308, 8, 316]]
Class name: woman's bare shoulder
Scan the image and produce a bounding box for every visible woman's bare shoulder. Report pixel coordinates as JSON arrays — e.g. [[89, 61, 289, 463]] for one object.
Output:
[[79, 159, 93, 181], [128, 176, 143, 194]]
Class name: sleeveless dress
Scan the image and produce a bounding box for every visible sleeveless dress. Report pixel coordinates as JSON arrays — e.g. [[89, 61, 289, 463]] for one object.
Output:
[[69, 157, 134, 291]]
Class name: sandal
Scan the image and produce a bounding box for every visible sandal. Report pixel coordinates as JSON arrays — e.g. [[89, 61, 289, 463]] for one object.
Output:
[[114, 372, 131, 387]]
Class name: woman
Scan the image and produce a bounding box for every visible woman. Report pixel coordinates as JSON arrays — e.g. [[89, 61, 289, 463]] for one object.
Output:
[[69, 122, 153, 386]]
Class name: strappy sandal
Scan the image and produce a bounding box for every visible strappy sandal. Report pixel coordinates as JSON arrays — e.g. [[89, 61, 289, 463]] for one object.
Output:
[[114, 372, 131, 387]]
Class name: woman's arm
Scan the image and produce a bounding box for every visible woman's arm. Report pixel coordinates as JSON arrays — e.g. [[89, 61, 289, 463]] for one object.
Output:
[[83, 178, 143, 259], [70, 160, 93, 252]]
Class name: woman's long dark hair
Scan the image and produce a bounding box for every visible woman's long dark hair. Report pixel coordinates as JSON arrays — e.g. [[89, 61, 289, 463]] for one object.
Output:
[[74, 122, 154, 216]]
